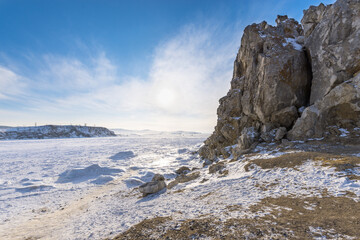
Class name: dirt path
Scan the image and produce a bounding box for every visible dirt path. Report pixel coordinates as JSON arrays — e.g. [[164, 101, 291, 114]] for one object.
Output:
[[0, 171, 135, 240]]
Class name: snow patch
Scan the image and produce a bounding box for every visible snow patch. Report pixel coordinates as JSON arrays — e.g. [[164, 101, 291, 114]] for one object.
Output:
[[283, 38, 303, 51], [56, 164, 124, 184], [109, 151, 136, 160], [339, 128, 349, 137]]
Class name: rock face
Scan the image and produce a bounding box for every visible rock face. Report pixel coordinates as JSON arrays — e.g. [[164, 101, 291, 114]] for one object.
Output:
[[0, 125, 116, 140], [200, 0, 360, 160], [289, 0, 360, 140], [200, 15, 311, 160], [288, 74, 360, 139], [301, 0, 360, 104]]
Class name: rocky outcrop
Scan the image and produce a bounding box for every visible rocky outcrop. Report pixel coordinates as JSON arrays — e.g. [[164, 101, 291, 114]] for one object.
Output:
[[288, 74, 360, 139], [0, 125, 116, 140], [200, 0, 360, 160], [200, 15, 311, 160], [289, 0, 360, 140], [302, 0, 360, 104]]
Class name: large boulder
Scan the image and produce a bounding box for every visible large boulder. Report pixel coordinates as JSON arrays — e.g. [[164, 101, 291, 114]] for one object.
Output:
[[139, 174, 166, 197], [238, 127, 259, 150]]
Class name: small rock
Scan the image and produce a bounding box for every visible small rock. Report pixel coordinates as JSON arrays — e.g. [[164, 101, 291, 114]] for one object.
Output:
[[209, 162, 225, 174], [275, 127, 287, 141], [177, 171, 200, 183], [175, 167, 191, 175], [238, 127, 259, 150], [167, 171, 201, 189], [152, 174, 165, 182], [271, 106, 298, 129], [260, 132, 273, 143], [219, 169, 229, 177], [203, 159, 213, 166], [200, 178, 208, 183]]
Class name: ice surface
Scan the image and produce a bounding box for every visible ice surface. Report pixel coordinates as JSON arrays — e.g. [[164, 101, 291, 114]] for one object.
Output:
[[0, 134, 207, 239], [0, 133, 359, 240]]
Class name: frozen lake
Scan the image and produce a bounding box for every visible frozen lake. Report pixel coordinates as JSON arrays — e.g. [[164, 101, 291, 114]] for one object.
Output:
[[1, 134, 359, 240], [0, 135, 206, 225]]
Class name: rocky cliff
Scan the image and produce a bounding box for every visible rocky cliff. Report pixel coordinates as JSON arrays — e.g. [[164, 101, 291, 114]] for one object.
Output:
[[200, 0, 360, 161], [0, 125, 116, 140]]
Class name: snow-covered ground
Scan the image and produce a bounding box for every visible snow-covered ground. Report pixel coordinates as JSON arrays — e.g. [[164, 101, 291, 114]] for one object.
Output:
[[0, 133, 207, 239], [0, 134, 359, 240]]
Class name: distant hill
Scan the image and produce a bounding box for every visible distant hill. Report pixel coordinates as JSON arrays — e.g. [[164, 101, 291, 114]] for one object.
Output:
[[0, 125, 116, 140], [111, 128, 208, 138]]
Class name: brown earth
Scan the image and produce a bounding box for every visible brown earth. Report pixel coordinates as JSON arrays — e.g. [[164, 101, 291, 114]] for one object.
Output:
[[244, 151, 360, 181], [112, 195, 360, 240]]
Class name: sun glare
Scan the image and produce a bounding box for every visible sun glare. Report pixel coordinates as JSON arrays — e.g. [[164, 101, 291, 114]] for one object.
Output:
[[156, 88, 176, 109]]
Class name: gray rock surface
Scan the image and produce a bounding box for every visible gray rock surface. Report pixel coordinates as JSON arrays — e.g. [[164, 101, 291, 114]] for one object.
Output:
[[175, 167, 191, 175], [302, 0, 360, 104], [209, 162, 226, 174], [200, 0, 360, 158], [238, 127, 259, 150], [288, 74, 360, 140], [167, 171, 200, 189], [289, 0, 360, 140], [200, 15, 311, 159], [139, 174, 166, 197], [275, 127, 287, 141]]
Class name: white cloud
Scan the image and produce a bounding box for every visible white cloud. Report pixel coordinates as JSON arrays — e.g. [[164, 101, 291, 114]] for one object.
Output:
[[36, 52, 116, 93], [0, 23, 242, 132], [0, 66, 26, 99]]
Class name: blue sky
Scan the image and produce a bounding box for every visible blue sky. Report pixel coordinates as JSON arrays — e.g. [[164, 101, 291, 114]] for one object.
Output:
[[0, 0, 334, 132]]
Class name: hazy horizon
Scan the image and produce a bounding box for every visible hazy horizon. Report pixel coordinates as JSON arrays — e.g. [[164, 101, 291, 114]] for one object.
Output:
[[0, 0, 335, 132]]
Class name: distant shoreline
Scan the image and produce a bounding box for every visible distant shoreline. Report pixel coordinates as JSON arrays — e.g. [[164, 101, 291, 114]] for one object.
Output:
[[0, 125, 116, 140]]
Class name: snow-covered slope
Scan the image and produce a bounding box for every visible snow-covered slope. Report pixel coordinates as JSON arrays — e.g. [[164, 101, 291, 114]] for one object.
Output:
[[0, 125, 116, 140]]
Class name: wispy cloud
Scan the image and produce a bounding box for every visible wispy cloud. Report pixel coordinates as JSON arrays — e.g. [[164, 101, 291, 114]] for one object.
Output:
[[0, 66, 26, 100], [0, 22, 241, 131]]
